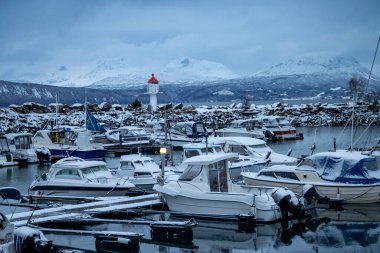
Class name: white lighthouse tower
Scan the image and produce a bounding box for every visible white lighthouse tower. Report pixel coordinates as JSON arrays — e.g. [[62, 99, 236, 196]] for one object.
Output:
[[146, 73, 159, 112]]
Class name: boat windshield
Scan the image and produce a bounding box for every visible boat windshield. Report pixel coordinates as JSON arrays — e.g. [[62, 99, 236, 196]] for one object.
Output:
[[81, 165, 107, 174], [0, 138, 9, 152], [277, 117, 291, 127], [179, 165, 202, 181], [363, 159, 380, 178], [184, 150, 201, 159], [214, 146, 222, 153], [247, 144, 271, 154]]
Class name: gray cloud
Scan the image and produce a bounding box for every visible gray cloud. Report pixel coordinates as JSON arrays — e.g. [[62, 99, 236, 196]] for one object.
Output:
[[0, 0, 379, 80]]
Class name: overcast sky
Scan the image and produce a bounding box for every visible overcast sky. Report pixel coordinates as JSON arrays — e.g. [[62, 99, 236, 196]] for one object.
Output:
[[0, 0, 379, 80]]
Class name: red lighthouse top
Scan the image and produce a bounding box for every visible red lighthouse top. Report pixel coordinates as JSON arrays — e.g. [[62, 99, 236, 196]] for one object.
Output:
[[148, 73, 159, 84]]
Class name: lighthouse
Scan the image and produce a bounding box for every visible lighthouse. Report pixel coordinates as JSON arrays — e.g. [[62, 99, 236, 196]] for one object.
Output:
[[146, 73, 159, 112]]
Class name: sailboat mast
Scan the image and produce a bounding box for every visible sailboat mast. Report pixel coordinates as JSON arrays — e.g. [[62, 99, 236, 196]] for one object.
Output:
[[84, 88, 87, 130], [55, 93, 59, 128]]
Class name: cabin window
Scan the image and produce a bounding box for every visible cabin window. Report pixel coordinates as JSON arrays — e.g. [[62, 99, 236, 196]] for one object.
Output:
[[258, 171, 276, 178], [229, 145, 249, 156], [0, 138, 9, 152], [214, 146, 222, 153], [55, 169, 81, 179], [209, 161, 228, 192], [120, 161, 134, 171], [184, 150, 200, 159], [274, 172, 299, 181], [81, 166, 106, 174], [179, 165, 202, 181], [362, 159, 380, 178], [14, 135, 31, 149], [134, 172, 152, 177]]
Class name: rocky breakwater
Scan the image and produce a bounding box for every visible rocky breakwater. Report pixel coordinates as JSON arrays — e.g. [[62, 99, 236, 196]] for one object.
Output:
[[0, 101, 379, 134]]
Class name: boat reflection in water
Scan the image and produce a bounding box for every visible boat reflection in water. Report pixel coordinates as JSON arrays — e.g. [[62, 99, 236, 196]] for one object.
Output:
[[39, 205, 380, 253]]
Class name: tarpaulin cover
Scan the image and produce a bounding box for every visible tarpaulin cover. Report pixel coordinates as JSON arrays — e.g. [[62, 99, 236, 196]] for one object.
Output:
[[310, 151, 380, 184]]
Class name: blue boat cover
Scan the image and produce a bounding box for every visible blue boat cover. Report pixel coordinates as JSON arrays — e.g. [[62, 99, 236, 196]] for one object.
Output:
[[0, 187, 21, 200], [310, 151, 380, 184]]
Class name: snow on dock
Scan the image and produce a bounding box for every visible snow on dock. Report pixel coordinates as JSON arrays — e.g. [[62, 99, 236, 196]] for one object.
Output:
[[7, 193, 162, 227]]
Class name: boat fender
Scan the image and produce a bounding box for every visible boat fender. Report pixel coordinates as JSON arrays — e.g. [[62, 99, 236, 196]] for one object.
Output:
[[14, 226, 53, 253], [156, 174, 165, 186]]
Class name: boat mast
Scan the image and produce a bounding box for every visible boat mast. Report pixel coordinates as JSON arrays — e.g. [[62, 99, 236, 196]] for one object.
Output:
[[84, 87, 87, 130], [55, 93, 59, 128]]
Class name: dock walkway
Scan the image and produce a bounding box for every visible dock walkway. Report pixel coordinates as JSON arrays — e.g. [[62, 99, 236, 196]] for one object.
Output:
[[7, 193, 162, 227]]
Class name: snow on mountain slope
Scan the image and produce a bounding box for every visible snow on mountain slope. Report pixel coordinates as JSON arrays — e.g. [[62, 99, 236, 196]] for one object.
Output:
[[254, 56, 370, 78], [88, 58, 239, 89], [30, 58, 239, 88]]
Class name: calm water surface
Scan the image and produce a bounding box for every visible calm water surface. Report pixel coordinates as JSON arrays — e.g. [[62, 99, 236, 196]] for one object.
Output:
[[1, 126, 380, 252]]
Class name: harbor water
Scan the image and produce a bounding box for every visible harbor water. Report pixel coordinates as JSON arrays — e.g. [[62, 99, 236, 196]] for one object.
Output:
[[1, 126, 380, 252]]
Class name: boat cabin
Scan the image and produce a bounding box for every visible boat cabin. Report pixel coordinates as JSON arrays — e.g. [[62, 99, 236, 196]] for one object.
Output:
[[118, 154, 161, 178], [178, 153, 238, 193]]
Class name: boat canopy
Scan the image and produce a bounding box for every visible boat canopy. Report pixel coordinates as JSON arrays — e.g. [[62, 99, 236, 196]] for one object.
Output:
[[309, 151, 380, 184]]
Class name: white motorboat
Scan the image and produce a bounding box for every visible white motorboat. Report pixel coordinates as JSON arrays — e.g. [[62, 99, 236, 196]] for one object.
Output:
[[113, 153, 178, 193], [155, 121, 209, 148], [241, 150, 380, 204], [101, 126, 160, 155], [154, 152, 317, 223], [29, 157, 135, 197], [4, 133, 41, 164], [209, 136, 297, 165], [257, 116, 300, 140], [215, 119, 265, 140], [33, 128, 106, 161], [0, 136, 18, 167]]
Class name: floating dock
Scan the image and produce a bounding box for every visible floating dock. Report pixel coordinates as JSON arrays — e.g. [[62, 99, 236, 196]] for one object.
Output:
[[7, 193, 162, 227]]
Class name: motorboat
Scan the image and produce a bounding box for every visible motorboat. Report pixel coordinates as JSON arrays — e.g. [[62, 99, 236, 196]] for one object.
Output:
[[112, 153, 178, 193], [181, 142, 266, 181], [241, 150, 380, 204], [257, 116, 300, 141], [4, 133, 43, 164], [209, 136, 298, 165], [215, 119, 265, 140], [154, 152, 317, 223], [29, 157, 135, 197], [0, 136, 18, 167], [155, 121, 209, 149], [33, 128, 106, 161], [101, 126, 160, 155]]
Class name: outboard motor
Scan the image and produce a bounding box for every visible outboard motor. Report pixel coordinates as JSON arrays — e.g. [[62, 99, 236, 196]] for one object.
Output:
[[300, 184, 319, 206], [14, 226, 53, 253], [271, 187, 303, 220]]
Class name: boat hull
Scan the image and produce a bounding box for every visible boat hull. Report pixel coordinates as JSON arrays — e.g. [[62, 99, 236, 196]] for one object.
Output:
[[156, 186, 281, 223], [49, 149, 106, 161], [242, 175, 380, 204]]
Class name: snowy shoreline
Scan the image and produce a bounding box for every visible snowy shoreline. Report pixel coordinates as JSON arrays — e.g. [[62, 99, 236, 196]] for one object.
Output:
[[0, 101, 379, 134]]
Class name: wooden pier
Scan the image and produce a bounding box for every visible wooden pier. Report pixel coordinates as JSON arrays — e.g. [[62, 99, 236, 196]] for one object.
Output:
[[7, 193, 162, 227]]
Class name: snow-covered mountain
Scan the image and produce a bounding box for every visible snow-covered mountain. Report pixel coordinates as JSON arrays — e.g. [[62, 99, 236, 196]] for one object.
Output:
[[254, 56, 371, 78], [88, 58, 239, 89], [24, 58, 239, 88]]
